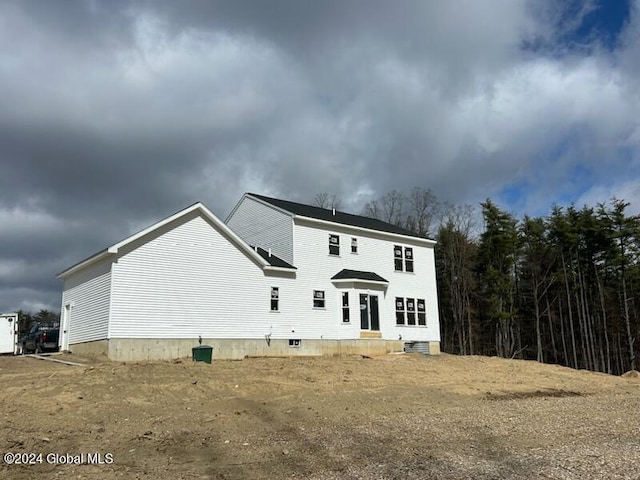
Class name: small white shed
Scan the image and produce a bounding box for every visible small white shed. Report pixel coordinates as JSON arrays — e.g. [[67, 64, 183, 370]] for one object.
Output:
[[0, 313, 19, 354]]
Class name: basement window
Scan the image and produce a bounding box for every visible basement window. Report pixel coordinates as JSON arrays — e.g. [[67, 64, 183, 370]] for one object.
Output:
[[289, 339, 301, 348]]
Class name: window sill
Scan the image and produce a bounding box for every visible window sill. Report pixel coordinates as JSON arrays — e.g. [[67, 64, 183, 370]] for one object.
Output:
[[269, 310, 280, 313], [313, 307, 327, 310]]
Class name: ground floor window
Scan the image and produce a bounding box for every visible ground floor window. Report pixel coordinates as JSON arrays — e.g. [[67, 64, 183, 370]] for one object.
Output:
[[417, 299, 426, 325], [407, 298, 416, 325], [342, 292, 350, 323], [313, 290, 326, 308], [395, 297, 405, 325], [271, 287, 279, 311], [396, 297, 426, 327]]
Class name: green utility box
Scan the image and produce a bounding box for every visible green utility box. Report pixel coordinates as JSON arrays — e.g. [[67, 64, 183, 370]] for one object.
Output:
[[192, 345, 213, 364]]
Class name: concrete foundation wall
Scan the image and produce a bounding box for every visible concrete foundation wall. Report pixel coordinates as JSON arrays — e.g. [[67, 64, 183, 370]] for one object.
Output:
[[68, 338, 413, 361], [428, 341, 441, 355], [68, 339, 109, 357], [69, 338, 441, 362]]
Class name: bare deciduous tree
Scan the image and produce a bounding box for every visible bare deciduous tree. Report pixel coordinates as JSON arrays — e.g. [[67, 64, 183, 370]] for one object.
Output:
[[362, 190, 405, 226], [313, 193, 342, 210], [405, 187, 440, 237]]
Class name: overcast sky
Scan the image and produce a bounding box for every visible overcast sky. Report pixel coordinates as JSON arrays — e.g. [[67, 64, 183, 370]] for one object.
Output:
[[1, 0, 639, 313]]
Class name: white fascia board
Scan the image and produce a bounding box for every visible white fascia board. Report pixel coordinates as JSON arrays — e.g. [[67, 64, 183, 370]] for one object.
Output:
[[294, 215, 437, 246], [331, 279, 389, 287], [56, 250, 113, 279], [58, 202, 270, 279], [108, 203, 204, 252], [244, 194, 296, 217], [109, 203, 270, 268], [224, 193, 250, 223], [264, 266, 297, 274]]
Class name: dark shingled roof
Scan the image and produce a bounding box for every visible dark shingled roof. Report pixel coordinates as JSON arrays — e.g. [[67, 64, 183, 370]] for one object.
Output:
[[252, 246, 296, 269], [248, 193, 432, 240], [331, 269, 388, 283]]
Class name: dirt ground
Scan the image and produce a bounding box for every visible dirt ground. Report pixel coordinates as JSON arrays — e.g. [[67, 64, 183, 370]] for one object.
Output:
[[1, 352, 639, 480]]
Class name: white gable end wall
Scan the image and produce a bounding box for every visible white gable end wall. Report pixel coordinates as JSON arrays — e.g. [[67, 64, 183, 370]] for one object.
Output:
[[225, 196, 294, 265], [109, 211, 295, 340], [61, 257, 112, 344]]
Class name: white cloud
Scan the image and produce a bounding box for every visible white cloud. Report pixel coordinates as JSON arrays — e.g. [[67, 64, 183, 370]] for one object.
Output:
[[576, 180, 640, 215], [2, 0, 640, 311]]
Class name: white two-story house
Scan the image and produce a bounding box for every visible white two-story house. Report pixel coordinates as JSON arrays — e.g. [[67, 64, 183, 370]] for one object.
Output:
[[57, 193, 440, 361]]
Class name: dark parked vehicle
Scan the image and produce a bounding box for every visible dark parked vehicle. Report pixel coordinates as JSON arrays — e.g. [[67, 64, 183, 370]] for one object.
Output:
[[21, 321, 60, 354]]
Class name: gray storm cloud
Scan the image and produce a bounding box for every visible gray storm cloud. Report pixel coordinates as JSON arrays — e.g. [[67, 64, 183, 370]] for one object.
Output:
[[0, 0, 638, 311]]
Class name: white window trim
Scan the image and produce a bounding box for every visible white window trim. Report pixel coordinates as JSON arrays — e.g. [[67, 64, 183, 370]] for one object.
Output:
[[270, 286, 279, 312], [313, 290, 326, 309], [341, 291, 350, 323], [329, 234, 340, 256]]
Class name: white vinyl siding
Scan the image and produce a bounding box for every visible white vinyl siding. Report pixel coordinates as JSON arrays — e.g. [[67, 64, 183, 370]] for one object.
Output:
[[109, 212, 296, 339], [61, 257, 111, 344], [289, 218, 439, 343], [225, 196, 294, 265], [60, 200, 439, 349]]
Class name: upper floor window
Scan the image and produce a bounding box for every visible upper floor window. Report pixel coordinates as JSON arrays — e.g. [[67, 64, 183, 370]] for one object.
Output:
[[394, 245, 403, 271], [351, 237, 358, 254], [313, 290, 326, 308], [342, 292, 350, 322], [405, 247, 414, 272], [329, 234, 340, 256], [270, 287, 279, 311], [394, 245, 415, 272]]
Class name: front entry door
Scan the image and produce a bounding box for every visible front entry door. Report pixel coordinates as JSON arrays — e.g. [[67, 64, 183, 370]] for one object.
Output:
[[359, 294, 380, 331]]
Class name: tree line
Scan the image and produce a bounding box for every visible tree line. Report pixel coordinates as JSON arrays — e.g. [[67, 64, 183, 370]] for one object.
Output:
[[315, 188, 640, 375]]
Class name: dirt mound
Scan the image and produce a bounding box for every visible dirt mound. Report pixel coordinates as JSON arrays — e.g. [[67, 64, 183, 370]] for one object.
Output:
[[621, 369, 640, 378], [1, 353, 639, 479], [485, 388, 583, 400]]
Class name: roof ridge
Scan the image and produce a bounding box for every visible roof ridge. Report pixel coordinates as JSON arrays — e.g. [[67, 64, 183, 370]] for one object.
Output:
[[247, 193, 434, 241]]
